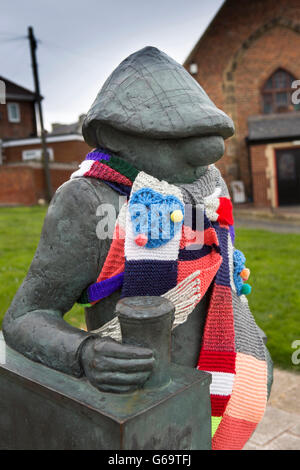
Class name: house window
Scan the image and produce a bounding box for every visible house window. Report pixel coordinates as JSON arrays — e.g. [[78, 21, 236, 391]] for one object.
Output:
[[22, 148, 54, 162], [262, 69, 297, 114], [7, 102, 21, 123]]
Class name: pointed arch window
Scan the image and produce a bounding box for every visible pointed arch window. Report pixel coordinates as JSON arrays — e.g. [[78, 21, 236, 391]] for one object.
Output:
[[262, 69, 298, 114]]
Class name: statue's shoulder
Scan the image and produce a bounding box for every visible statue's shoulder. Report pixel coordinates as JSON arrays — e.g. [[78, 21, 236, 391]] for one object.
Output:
[[55, 176, 102, 200], [53, 177, 119, 208]]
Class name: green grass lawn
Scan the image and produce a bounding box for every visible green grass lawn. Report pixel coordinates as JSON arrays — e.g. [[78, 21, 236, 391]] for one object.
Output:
[[0, 206, 299, 371], [0, 206, 85, 330]]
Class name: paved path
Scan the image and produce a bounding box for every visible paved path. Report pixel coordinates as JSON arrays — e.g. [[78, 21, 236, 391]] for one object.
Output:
[[235, 216, 300, 234], [244, 368, 300, 450]]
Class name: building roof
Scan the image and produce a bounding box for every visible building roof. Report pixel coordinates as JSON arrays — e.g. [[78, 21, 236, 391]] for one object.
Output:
[[0, 76, 41, 101], [2, 134, 84, 147], [248, 113, 300, 142], [51, 114, 86, 136]]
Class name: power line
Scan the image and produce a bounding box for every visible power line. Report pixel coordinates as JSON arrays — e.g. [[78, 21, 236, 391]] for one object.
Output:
[[0, 36, 27, 44], [0, 30, 24, 36], [3, 41, 31, 82], [0, 31, 103, 65]]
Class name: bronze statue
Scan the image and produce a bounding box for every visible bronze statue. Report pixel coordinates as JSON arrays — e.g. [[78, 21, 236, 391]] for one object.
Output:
[[3, 47, 271, 403]]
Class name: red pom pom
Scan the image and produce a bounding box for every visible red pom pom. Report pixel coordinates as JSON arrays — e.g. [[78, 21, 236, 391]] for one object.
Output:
[[217, 197, 234, 225], [135, 234, 148, 246]]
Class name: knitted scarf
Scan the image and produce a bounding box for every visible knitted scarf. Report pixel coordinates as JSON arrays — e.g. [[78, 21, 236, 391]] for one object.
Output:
[[71, 149, 268, 450]]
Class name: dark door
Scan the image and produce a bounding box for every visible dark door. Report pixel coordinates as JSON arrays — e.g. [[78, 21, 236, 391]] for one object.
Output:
[[276, 148, 300, 205]]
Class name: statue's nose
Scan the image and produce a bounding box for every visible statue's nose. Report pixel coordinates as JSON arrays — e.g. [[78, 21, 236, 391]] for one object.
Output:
[[174, 134, 226, 167], [198, 104, 235, 140]]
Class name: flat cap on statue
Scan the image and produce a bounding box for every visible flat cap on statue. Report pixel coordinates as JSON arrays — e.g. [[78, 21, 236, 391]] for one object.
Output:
[[83, 46, 234, 147]]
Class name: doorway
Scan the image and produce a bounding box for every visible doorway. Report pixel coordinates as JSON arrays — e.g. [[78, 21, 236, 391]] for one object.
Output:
[[276, 148, 300, 205]]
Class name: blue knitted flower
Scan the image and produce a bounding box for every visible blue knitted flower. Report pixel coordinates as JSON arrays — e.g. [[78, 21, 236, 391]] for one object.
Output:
[[129, 188, 184, 249]]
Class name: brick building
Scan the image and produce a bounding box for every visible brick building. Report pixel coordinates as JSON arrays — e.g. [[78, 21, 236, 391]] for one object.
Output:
[[0, 76, 38, 141], [184, 0, 300, 207], [0, 77, 90, 205]]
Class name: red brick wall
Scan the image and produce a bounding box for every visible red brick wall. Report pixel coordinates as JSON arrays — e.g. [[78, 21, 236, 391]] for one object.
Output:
[[3, 139, 91, 165], [0, 165, 74, 205], [30, 167, 73, 202], [0, 100, 36, 140], [185, 0, 300, 204], [0, 138, 91, 205], [0, 166, 36, 205]]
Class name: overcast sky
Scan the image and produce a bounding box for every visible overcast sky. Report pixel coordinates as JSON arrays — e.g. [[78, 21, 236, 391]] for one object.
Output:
[[0, 0, 224, 131]]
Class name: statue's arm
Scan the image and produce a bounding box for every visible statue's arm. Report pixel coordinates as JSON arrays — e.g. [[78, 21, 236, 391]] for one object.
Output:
[[2, 178, 104, 377], [3, 177, 155, 391]]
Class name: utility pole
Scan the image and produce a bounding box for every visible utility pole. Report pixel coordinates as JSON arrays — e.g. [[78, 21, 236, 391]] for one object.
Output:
[[28, 26, 53, 202]]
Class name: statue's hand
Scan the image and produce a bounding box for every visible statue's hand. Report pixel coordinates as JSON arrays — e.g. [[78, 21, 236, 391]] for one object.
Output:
[[80, 337, 155, 393]]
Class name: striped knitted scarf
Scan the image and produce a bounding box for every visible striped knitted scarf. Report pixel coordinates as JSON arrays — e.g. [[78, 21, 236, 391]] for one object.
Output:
[[71, 149, 268, 450]]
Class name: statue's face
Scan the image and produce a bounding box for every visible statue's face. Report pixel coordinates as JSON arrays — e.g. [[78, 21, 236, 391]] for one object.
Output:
[[97, 124, 225, 184]]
